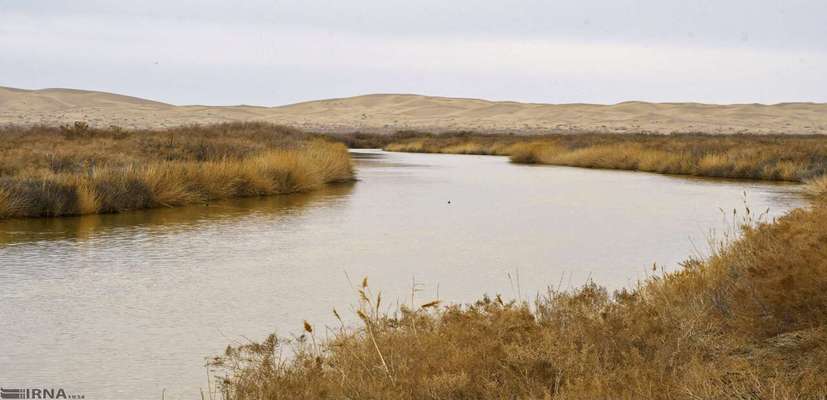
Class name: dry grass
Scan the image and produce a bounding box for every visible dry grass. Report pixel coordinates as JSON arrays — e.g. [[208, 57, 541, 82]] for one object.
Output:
[[201, 130, 827, 399], [0, 122, 353, 218], [805, 175, 827, 197], [212, 195, 827, 399], [385, 132, 827, 182]]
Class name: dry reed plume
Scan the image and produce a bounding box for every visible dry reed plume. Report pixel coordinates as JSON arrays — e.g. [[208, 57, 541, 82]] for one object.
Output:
[[212, 193, 827, 399], [0, 122, 353, 218]]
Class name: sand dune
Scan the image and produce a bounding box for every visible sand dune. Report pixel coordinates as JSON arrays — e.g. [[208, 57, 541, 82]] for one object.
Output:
[[2, 86, 826, 134]]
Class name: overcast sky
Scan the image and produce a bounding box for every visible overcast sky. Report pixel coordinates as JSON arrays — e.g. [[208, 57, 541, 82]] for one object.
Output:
[[1, 0, 826, 105]]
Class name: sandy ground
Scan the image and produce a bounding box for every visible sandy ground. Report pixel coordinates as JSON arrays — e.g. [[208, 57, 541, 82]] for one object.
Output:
[[2, 86, 826, 134]]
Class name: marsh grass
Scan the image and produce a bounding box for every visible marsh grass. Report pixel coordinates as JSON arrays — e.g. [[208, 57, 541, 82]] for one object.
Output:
[[805, 175, 827, 198], [384, 132, 827, 182], [0, 122, 353, 218], [212, 196, 827, 399]]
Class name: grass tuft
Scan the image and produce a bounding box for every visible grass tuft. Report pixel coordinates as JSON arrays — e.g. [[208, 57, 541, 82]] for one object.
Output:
[[805, 175, 827, 199]]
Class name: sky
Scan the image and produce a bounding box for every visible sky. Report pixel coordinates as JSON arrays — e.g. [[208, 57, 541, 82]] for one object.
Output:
[[1, 0, 826, 105]]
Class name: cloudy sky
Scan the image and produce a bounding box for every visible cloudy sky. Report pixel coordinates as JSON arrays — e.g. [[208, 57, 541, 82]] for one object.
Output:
[[1, 0, 826, 105]]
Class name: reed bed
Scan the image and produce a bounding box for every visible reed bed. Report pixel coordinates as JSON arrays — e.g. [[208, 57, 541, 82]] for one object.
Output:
[[213, 193, 827, 399], [0, 122, 353, 218], [383, 132, 827, 182]]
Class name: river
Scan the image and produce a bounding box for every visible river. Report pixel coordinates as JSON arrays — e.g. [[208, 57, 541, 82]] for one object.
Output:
[[0, 149, 805, 399]]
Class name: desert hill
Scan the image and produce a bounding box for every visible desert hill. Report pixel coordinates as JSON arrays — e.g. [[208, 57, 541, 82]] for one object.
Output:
[[2, 86, 825, 134]]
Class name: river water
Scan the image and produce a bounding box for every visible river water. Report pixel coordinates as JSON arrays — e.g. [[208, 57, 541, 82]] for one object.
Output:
[[0, 149, 804, 399]]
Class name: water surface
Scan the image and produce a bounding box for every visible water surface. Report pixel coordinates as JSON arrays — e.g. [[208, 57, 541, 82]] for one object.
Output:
[[0, 150, 804, 399]]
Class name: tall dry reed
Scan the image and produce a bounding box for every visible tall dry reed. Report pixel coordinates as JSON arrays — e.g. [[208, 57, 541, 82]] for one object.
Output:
[[0, 123, 353, 218]]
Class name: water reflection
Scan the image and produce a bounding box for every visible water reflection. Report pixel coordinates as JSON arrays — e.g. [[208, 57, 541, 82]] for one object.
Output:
[[0, 183, 355, 246]]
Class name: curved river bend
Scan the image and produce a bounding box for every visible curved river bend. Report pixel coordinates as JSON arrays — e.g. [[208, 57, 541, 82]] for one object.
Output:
[[0, 150, 804, 399]]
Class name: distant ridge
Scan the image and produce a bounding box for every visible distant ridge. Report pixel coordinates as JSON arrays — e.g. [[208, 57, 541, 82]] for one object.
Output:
[[2, 86, 826, 135]]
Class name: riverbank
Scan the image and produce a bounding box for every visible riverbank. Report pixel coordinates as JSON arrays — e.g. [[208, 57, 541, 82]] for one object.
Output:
[[215, 183, 827, 399], [378, 132, 827, 183], [0, 123, 353, 218]]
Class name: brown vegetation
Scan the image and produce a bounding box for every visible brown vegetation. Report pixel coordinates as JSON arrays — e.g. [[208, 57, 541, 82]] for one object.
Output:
[[384, 132, 827, 183], [0, 122, 353, 218], [214, 190, 827, 399], [211, 133, 827, 399]]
